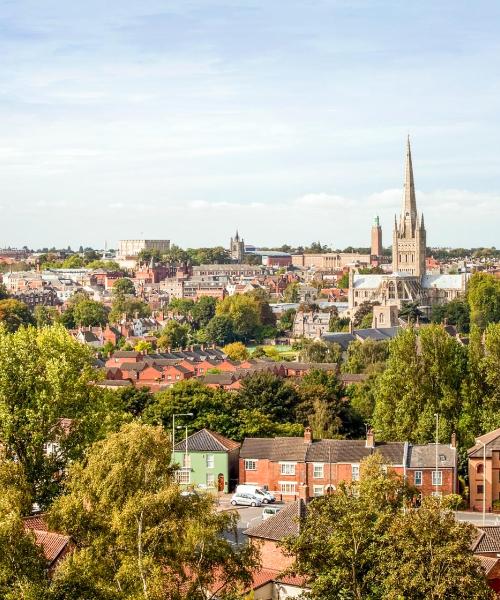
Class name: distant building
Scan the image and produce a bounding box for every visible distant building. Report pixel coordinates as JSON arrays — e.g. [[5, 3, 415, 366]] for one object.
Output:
[[117, 240, 170, 268], [292, 252, 371, 270], [468, 428, 500, 512], [371, 215, 383, 258], [348, 138, 467, 313], [229, 230, 245, 262]]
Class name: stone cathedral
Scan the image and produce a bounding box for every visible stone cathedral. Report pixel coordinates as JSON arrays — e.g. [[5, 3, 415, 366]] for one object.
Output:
[[348, 137, 467, 326]]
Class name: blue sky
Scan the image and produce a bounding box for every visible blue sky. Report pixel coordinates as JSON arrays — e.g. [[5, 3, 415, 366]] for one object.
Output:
[[1, 0, 499, 249]]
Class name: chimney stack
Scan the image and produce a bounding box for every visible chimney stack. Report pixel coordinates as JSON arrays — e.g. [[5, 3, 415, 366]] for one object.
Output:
[[450, 432, 457, 449], [366, 427, 375, 449], [304, 427, 313, 444]]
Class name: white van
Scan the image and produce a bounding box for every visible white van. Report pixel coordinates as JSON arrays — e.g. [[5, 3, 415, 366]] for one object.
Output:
[[236, 485, 275, 504]]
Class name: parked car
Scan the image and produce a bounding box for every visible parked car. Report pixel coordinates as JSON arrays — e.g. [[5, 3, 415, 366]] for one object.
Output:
[[230, 492, 263, 507], [262, 506, 282, 520], [236, 484, 275, 504]]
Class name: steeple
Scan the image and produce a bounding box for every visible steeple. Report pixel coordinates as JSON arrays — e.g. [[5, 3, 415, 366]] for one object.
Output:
[[401, 135, 417, 232]]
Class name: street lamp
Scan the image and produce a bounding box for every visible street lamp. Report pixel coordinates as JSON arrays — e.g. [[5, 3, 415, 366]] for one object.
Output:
[[172, 413, 193, 463], [434, 413, 439, 497], [476, 438, 487, 526], [177, 424, 189, 469]]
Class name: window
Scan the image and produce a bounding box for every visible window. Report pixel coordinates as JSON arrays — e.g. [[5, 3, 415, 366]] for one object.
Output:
[[477, 484, 484, 495], [206, 454, 214, 469], [244, 459, 257, 471], [176, 469, 190, 484], [206, 473, 215, 488], [182, 455, 191, 468], [414, 471, 422, 486], [279, 482, 297, 495], [313, 464, 324, 479], [432, 471, 442, 486], [351, 465, 360, 481], [477, 463, 484, 474], [439, 454, 446, 462], [313, 485, 324, 497], [280, 462, 296, 476]]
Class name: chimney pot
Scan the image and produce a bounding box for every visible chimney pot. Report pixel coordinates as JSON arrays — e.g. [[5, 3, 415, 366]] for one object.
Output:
[[450, 432, 457, 448], [366, 427, 375, 449], [304, 427, 313, 444]]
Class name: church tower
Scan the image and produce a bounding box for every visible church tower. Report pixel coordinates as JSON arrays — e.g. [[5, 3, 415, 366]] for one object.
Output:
[[229, 230, 245, 262], [371, 215, 382, 258], [392, 137, 426, 277]]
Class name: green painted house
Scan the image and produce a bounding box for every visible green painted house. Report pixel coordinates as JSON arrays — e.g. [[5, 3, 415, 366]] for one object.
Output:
[[173, 429, 240, 493]]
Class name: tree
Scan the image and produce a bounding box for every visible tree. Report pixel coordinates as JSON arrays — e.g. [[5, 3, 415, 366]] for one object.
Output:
[[399, 301, 424, 324], [134, 340, 152, 354], [353, 301, 377, 328], [109, 298, 151, 323], [467, 272, 500, 328], [336, 272, 349, 289], [283, 283, 299, 303], [0, 283, 8, 300], [373, 326, 467, 443], [168, 298, 195, 317], [279, 308, 296, 331], [380, 497, 494, 599], [431, 298, 470, 333], [48, 423, 259, 599], [283, 454, 404, 600], [204, 315, 236, 345], [215, 294, 261, 340], [190, 296, 216, 328], [342, 339, 389, 374], [112, 278, 136, 297], [119, 387, 154, 417], [300, 339, 342, 364], [33, 305, 58, 328], [222, 341, 249, 361], [237, 371, 299, 422], [0, 299, 35, 332], [73, 298, 109, 327], [157, 321, 190, 350], [0, 325, 108, 506]]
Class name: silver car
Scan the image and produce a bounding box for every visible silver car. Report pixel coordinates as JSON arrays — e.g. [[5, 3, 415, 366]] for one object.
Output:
[[230, 492, 263, 507]]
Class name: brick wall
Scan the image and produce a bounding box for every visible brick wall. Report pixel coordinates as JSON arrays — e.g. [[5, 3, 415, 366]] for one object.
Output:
[[406, 468, 455, 498]]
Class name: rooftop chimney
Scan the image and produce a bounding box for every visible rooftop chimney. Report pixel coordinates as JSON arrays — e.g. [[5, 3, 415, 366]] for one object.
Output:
[[450, 432, 457, 449], [366, 427, 375, 449], [304, 427, 313, 444]]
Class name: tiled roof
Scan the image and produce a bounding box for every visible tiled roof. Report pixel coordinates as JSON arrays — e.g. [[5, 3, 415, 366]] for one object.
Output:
[[244, 499, 306, 541], [306, 440, 405, 465], [113, 351, 141, 358], [468, 428, 500, 458], [472, 526, 500, 554], [407, 444, 456, 468], [173, 428, 239, 453], [476, 555, 498, 576], [23, 514, 48, 531], [240, 437, 308, 461], [120, 361, 147, 371], [200, 373, 236, 385], [32, 530, 70, 565]]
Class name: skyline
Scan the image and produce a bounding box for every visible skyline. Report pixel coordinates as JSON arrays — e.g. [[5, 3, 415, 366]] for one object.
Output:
[[2, 1, 500, 249]]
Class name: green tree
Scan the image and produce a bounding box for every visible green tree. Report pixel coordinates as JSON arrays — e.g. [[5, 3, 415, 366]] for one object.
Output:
[[109, 298, 151, 323], [120, 387, 154, 417], [380, 497, 494, 599], [342, 339, 389, 374], [216, 294, 261, 340], [300, 339, 342, 363], [168, 298, 195, 317], [86, 259, 121, 270], [222, 341, 249, 361], [134, 340, 153, 354], [0, 325, 111, 506], [0, 299, 35, 332], [73, 298, 109, 326], [283, 283, 299, 303], [190, 296, 216, 328], [33, 305, 58, 328], [0, 283, 8, 300], [283, 454, 404, 600], [399, 301, 424, 324], [279, 308, 296, 331], [157, 321, 190, 350], [49, 423, 258, 599], [467, 272, 500, 328], [431, 297, 470, 333], [204, 315, 236, 345], [237, 371, 299, 422], [373, 326, 467, 443], [112, 278, 136, 297], [336, 272, 349, 289], [353, 301, 377, 328]]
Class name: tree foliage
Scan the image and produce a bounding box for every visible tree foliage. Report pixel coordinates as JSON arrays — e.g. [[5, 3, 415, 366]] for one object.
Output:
[[0, 299, 35, 332], [467, 272, 500, 329], [222, 342, 249, 361], [157, 321, 190, 350]]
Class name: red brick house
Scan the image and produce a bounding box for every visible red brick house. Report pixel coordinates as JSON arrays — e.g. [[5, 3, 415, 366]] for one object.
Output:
[[105, 350, 143, 368], [239, 428, 457, 501], [468, 428, 500, 512]]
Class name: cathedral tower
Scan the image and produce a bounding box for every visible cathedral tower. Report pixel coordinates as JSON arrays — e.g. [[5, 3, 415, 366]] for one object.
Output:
[[392, 137, 426, 277]]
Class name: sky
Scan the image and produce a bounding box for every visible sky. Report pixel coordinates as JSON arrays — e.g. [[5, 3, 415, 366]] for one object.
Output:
[[1, 0, 500, 250]]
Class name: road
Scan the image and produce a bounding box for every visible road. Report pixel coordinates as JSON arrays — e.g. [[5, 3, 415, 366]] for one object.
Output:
[[455, 511, 500, 525], [223, 504, 281, 546]]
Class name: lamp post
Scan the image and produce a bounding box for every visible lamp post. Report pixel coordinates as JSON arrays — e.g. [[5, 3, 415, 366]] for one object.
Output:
[[172, 413, 193, 463], [476, 439, 487, 526], [434, 413, 439, 497]]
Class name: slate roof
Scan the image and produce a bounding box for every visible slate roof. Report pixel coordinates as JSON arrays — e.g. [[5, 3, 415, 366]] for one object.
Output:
[[320, 332, 355, 350], [120, 361, 147, 371], [306, 440, 405, 465], [244, 499, 306, 541], [472, 526, 500, 554], [113, 351, 142, 358], [200, 373, 236, 385], [240, 437, 308, 461], [173, 428, 239, 453], [468, 428, 500, 458], [407, 444, 456, 468]]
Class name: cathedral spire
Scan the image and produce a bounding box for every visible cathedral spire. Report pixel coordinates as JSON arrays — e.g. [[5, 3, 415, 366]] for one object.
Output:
[[402, 135, 417, 229]]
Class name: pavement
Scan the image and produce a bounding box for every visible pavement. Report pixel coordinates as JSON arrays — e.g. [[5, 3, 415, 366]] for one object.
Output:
[[455, 510, 500, 525]]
